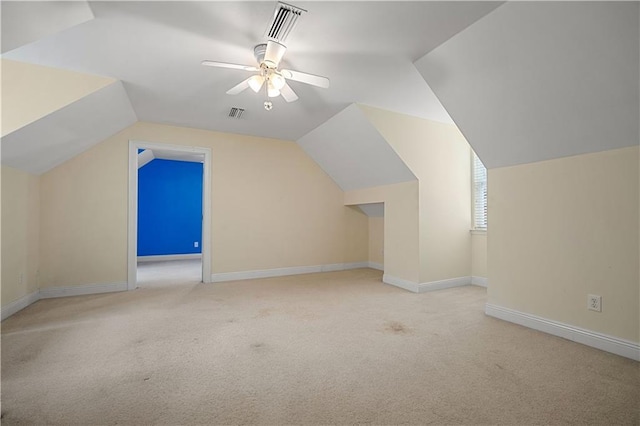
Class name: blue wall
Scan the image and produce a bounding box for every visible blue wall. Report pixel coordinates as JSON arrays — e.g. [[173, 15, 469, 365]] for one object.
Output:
[[138, 158, 203, 256]]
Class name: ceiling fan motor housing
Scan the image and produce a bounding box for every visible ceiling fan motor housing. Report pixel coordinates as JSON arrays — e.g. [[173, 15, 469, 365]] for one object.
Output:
[[254, 41, 287, 68], [254, 44, 267, 65]]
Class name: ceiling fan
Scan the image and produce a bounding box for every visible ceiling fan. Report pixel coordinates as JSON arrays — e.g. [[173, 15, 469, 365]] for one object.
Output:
[[201, 2, 329, 110]]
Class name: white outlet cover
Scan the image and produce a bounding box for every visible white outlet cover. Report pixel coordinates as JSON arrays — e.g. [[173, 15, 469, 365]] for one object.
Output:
[[587, 294, 602, 312]]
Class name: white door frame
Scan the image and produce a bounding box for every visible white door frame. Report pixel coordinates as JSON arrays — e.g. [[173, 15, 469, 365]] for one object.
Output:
[[127, 140, 212, 290]]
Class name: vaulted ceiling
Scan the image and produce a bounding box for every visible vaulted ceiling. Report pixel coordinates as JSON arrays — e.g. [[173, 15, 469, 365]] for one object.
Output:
[[1, 1, 502, 174], [2, 1, 638, 180]]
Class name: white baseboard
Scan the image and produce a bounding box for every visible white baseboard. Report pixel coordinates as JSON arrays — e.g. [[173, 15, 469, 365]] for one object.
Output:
[[137, 254, 202, 262], [382, 274, 419, 292], [368, 262, 384, 271], [1, 291, 40, 321], [39, 282, 128, 299], [1, 281, 128, 321], [471, 276, 488, 287], [418, 276, 471, 293], [383, 275, 473, 293], [210, 262, 370, 283], [485, 303, 640, 361]]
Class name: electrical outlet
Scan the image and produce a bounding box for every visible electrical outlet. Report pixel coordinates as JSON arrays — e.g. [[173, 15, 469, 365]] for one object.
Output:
[[587, 294, 602, 312], [194, 242, 199, 248]]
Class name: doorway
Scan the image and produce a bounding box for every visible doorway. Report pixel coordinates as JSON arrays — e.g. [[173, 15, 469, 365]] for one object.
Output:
[[127, 140, 212, 290]]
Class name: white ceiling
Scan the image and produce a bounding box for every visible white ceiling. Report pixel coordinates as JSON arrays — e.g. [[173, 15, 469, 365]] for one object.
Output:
[[2, 1, 503, 142], [1, 1, 94, 53], [297, 104, 415, 192], [1, 81, 137, 174], [358, 203, 384, 218], [415, 1, 640, 169]]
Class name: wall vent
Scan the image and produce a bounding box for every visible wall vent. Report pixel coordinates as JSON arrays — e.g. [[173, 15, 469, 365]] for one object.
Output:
[[228, 107, 245, 119], [265, 2, 306, 44]]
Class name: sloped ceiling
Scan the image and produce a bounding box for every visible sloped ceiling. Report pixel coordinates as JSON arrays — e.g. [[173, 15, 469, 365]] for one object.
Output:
[[415, 1, 640, 169], [1, 82, 137, 174], [2, 1, 503, 142], [1, 59, 115, 136], [358, 203, 384, 217], [1, 1, 94, 53], [297, 104, 415, 191]]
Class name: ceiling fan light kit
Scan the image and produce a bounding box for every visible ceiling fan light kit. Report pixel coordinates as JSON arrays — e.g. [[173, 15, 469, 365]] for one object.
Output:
[[201, 1, 329, 111]]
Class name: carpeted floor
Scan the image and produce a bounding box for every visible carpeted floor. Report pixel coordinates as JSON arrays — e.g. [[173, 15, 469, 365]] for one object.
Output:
[[1, 267, 638, 425]]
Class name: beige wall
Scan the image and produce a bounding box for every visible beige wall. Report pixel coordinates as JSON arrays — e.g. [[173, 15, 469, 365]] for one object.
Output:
[[471, 233, 487, 278], [488, 146, 639, 342], [39, 121, 369, 288], [360, 105, 471, 283], [1, 167, 40, 305], [345, 181, 420, 282], [1, 59, 114, 136], [368, 216, 384, 266]]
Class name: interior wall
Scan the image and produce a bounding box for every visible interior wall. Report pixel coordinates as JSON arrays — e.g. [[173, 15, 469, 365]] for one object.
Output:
[[1, 166, 40, 305], [368, 216, 384, 267], [1, 59, 114, 137], [345, 181, 420, 283], [359, 105, 471, 283], [471, 233, 487, 279], [38, 121, 369, 288], [138, 159, 203, 256], [488, 146, 639, 343]]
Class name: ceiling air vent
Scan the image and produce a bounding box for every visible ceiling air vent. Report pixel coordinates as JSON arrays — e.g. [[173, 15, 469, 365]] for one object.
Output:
[[228, 107, 245, 119], [265, 2, 306, 44]]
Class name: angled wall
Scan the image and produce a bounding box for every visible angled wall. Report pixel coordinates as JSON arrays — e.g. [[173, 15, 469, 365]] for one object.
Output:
[[415, 1, 638, 169], [1, 59, 114, 137], [360, 106, 472, 284], [416, 1, 639, 348], [345, 182, 420, 284], [38, 122, 369, 289], [1, 81, 137, 174]]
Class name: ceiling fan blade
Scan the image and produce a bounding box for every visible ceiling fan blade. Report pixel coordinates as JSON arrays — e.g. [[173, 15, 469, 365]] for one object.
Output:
[[280, 82, 299, 102], [264, 41, 287, 68], [281, 69, 330, 88], [226, 77, 252, 95], [202, 60, 259, 72]]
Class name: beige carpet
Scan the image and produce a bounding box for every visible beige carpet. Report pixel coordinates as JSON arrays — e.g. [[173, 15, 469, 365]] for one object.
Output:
[[1, 267, 638, 425]]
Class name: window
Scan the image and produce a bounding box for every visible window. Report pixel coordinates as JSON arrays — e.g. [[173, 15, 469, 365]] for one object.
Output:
[[472, 151, 487, 230]]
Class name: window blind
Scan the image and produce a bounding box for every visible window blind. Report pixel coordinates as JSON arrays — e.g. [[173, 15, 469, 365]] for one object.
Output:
[[473, 152, 487, 230]]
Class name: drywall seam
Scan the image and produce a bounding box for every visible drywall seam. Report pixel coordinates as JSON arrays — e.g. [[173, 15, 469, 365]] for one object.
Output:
[[210, 262, 370, 283], [486, 303, 640, 361]]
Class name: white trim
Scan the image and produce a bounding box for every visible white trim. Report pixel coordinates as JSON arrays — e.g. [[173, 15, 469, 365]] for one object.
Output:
[[137, 149, 155, 168], [470, 229, 487, 235], [383, 274, 419, 293], [471, 276, 488, 287], [1, 282, 128, 321], [1, 291, 40, 321], [368, 261, 384, 271], [137, 254, 202, 262], [128, 140, 213, 290], [485, 303, 640, 361], [40, 282, 128, 299], [418, 276, 471, 293], [211, 262, 369, 283]]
